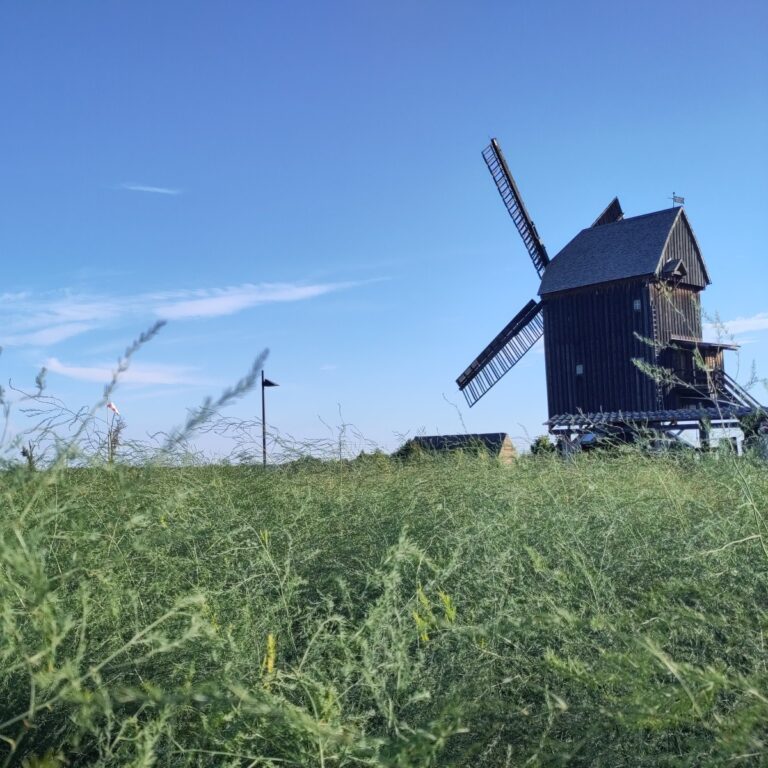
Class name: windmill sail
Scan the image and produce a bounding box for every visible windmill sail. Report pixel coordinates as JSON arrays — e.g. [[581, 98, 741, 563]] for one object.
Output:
[[482, 139, 549, 277], [457, 299, 544, 406]]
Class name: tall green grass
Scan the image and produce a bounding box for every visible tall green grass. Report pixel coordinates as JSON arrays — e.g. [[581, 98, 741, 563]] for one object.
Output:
[[1, 450, 766, 766]]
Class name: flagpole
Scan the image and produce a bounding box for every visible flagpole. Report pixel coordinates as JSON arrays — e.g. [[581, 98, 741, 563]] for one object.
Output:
[[261, 370, 267, 467]]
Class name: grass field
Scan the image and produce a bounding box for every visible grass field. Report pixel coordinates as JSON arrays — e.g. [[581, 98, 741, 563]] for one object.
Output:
[[1, 450, 767, 766]]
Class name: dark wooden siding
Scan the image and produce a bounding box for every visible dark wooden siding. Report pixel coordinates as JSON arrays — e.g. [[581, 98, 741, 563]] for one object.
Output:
[[662, 214, 708, 288], [543, 280, 657, 416], [660, 343, 725, 409], [651, 283, 703, 343], [650, 281, 710, 408]]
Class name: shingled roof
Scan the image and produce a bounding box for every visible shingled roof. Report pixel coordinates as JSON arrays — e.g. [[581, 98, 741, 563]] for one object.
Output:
[[396, 433, 517, 463], [539, 206, 698, 295], [404, 433, 509, 452]]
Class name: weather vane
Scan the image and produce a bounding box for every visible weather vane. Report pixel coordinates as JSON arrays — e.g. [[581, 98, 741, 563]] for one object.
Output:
[[670, 192, 685, 207]]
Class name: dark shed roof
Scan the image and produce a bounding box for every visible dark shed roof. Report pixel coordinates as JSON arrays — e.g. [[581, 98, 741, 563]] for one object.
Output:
[[402, 433, 510, 453], [539, 207, 699, 295]]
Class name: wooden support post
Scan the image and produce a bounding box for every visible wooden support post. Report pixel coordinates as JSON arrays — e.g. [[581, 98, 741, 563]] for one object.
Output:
[[698, 420, 711, 452]]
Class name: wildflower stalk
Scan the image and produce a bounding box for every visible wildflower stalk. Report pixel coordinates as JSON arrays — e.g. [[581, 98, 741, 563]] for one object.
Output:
[[160, 348, 269, 453]]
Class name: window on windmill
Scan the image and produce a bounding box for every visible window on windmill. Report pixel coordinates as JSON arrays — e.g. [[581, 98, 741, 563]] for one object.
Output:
[[576, 363, 584, 376], [633, 299, 642, 312]]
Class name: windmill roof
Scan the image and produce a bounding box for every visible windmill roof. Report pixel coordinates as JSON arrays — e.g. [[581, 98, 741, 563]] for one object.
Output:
[[539, 207, 685, 295]]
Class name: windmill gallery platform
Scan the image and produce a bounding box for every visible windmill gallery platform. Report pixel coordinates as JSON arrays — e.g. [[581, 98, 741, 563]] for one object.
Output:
[[456, 139, 765, 443]]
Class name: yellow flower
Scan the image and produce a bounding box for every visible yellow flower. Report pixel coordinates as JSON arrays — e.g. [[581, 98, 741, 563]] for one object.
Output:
[[261, 633, 277, 684]]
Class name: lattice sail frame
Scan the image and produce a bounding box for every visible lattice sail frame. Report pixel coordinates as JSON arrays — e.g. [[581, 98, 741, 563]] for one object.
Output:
[[457, 299, 544, 407], [482, 139, 549, 277]]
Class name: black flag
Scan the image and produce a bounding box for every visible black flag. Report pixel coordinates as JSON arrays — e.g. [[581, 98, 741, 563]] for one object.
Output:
[[263, 378, 278, 387]]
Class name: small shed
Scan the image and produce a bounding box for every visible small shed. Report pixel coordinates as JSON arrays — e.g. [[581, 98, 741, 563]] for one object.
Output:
[[396, 433, 517, 464]]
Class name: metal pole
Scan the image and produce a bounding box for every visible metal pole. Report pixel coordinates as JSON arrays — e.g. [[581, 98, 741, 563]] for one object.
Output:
[[261, 370, 267, 467]]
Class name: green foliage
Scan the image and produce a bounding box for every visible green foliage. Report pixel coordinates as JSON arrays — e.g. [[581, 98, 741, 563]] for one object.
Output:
[[740, 409, 767, 439], [1, 452, 767, 765], [530, 434, 555, 455]]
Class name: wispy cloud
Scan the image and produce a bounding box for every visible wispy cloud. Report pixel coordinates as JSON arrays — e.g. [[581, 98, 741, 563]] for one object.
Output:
[[119, 183, 181, 195], [721, 313, 768, 336], [45, 357, 204, 386], [155, 282, 355, 319], [704, 311, 768, 340], [0, 280, 360, 348], [1, 323, 96, 348]]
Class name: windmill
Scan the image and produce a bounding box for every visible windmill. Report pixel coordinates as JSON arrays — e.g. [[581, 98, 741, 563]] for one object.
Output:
[[456, 138, 764, 439]]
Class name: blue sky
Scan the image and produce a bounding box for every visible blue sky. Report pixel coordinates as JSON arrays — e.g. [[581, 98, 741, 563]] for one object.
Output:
[[1, 1, 766, 456]]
